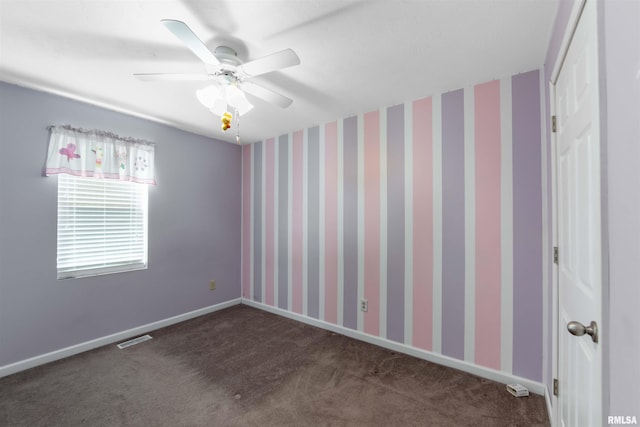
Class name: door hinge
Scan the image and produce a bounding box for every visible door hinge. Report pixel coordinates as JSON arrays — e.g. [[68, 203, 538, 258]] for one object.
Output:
[[552, 115, 557, 133], [554, 246, 559, 265], [553, 378, 559, 396]]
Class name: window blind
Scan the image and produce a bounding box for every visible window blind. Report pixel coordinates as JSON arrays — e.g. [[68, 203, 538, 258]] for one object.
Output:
[[57, 174, 148, 279]]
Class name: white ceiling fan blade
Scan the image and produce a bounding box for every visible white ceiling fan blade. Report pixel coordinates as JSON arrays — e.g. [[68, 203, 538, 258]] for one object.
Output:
[[161, 19, 220, 66], [241, 81, 293, 108], [239, 48, 300, 77], [134, 73, 210, 81]]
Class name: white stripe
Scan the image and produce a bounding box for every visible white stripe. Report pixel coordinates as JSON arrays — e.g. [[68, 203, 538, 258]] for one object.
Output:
[[379, 108, 388, 339], [250, 144, 255, 301], [404, 101, 414, 346], [432, 94, 443, 353], [539, 68, 549, 386], [500, 77, 514, 373], [261, 141, 267, 303], [302, 129, 309, 316], [241, 146, 247, 298], [319, 124, 326, 321], [357, 113, 365, 332], [287, 133, 294, 311], [337, 120, 345, 326], [464, 86, 476, 363], [273, 139, 279, 307]]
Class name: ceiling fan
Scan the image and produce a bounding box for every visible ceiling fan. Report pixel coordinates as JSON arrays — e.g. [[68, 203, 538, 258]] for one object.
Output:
[[134, 20, 300, 121]]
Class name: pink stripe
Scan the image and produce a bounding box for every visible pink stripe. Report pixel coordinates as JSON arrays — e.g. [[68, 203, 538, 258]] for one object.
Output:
[[264, 138, 275, 306], [242, 145, 252, 299], [364, 111, 380, 335], [412, 97, 434, 350], [324, 121, 339, 324], [474, 80, 502, 369], [291, 131, 304, 314]]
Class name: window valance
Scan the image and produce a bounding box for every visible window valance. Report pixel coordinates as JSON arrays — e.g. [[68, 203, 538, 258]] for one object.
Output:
[[45, 125, 156, 185]]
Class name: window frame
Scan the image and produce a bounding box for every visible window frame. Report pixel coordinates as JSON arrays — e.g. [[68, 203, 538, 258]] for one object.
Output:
[[56, 174, 149, 280]]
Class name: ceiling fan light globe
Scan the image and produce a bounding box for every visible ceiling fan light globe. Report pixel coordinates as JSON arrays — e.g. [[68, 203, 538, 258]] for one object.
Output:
[[196, 85, 221, 109], [227, 88, 253, 116], [210, 98, 228, 116]]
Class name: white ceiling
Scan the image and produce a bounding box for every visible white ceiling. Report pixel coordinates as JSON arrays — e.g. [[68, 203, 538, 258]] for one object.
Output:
[[0, 0, 558, 144]]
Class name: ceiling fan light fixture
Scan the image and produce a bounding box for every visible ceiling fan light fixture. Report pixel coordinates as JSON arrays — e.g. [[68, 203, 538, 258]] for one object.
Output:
[[196, 85, 221, 109], [226, 86, 254, 116], [196, 84, 253, 117]]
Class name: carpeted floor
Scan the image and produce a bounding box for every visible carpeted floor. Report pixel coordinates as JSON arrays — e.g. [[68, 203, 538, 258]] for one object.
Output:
[[0, 305, 549, 426]]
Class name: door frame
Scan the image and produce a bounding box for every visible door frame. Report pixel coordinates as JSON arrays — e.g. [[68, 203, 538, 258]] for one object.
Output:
[[549, 0, 606, 425]]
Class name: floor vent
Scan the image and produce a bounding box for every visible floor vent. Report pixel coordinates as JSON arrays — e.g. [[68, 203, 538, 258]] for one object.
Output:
[[117, 334, 152, 349]]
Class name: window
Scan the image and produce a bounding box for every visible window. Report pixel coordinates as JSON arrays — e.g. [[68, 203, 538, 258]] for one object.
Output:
[[57, 174, 148, 279]]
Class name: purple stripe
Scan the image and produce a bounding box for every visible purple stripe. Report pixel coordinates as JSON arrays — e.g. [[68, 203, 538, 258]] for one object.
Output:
[[512, 70, 542, 382], [441, 89, 466, 360], [307, 126, 320, 318], [278, 135, 289, 309], [386, 104, 405, 343], [253, 142, 263, 302], [343, 116, 359, 330]]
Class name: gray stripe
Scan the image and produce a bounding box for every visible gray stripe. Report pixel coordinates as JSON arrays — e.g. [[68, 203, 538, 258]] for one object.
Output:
[[386, 104, 405, 343], [253, 142, 263, 302], [278, 135, 289, 309], [342, 116, 358, 330], [441, 89, 466, 360]]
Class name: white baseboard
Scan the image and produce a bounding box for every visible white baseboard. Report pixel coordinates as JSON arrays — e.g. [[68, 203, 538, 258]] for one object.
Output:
[[0, 298, 241, 378], [242, 298, 546, 396]]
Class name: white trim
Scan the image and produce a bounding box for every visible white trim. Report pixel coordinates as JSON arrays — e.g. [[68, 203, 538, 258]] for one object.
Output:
[[539, 67, 550, 400], [545, 385, 555, 427], [0, 299, 242, 378], [250, 145, 255, 301], [463, 86, 476, 363], [500, 77, 514, 373], [549, 80, 560, 427], [550, 0, 587, 84], [242, 298, 547, 396]]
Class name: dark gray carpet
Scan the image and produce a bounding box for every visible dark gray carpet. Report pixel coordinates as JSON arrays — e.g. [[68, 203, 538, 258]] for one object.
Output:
[[0, 305, 549, 426]]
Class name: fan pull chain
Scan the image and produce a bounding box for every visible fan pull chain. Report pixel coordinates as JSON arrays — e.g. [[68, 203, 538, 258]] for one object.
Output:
[[235, 107, 241, 145]]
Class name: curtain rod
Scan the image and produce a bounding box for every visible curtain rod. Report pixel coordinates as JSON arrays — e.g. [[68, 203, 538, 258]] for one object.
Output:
[[47, 124, 155, 147]]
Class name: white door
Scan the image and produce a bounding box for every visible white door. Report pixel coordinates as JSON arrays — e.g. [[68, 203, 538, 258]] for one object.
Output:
[[555, 0, 602, 426]]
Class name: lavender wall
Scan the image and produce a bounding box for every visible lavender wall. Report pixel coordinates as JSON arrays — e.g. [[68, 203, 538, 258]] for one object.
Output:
[[0, 82, 242, 368], [602, 0, 640, 419]]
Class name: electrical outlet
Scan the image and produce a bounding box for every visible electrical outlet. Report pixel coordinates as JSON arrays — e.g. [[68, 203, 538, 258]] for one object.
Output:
[[209, 280, 216, 291], [360, 298, 368, 312]]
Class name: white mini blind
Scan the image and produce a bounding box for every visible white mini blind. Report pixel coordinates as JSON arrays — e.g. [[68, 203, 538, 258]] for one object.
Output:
[[57, 174, 148, 279]]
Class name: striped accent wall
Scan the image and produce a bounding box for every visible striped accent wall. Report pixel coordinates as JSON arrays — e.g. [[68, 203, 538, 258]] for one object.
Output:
[[242, 69, 544, 382]]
